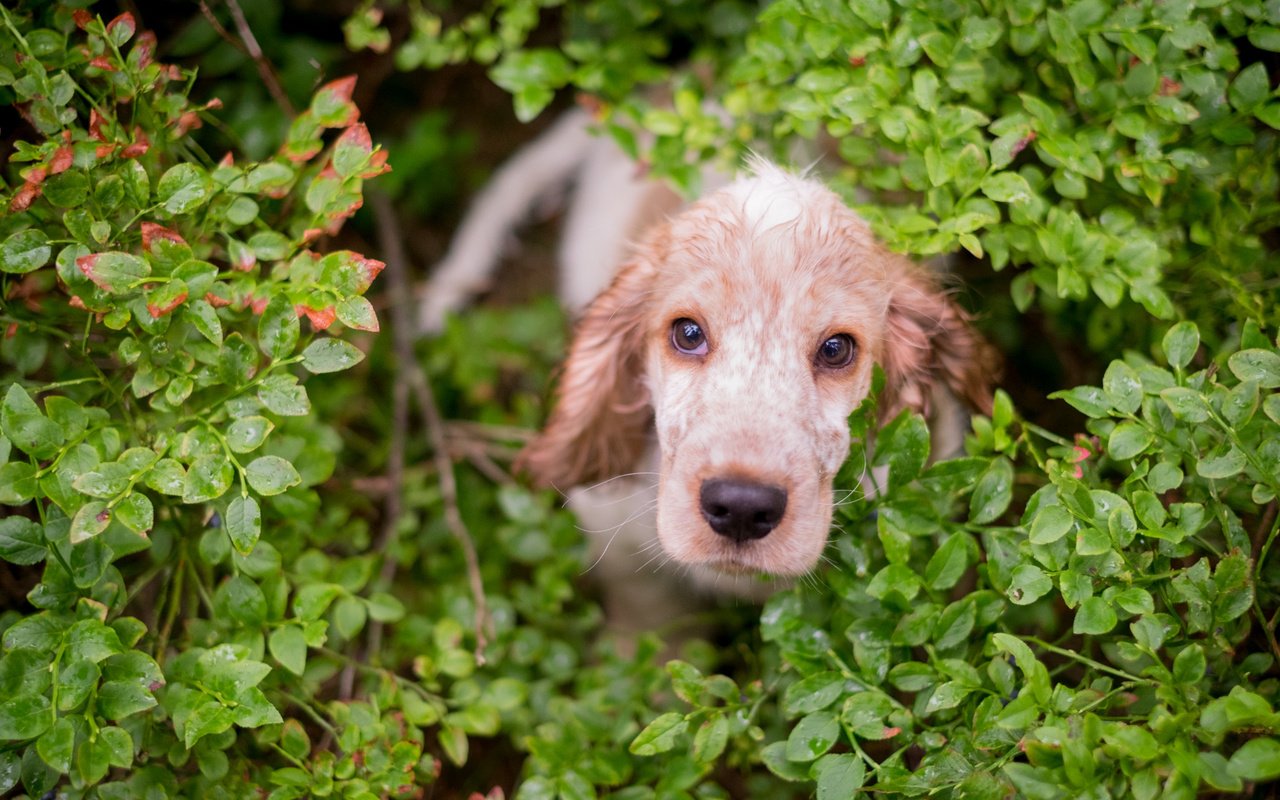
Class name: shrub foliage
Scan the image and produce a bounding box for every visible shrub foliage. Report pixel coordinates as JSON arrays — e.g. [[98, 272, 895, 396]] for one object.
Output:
[[1, 0, 1278, 798]]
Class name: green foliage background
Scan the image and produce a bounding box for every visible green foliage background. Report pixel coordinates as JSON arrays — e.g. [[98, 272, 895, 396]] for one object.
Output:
[[1, 0, 1278, 798]]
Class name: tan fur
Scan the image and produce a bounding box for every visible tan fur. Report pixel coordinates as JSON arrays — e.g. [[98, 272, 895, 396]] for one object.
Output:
[[521, 162, 995, 579]]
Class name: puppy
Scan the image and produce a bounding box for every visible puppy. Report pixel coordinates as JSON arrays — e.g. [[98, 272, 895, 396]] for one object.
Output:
[[423, 114, 994, 632]]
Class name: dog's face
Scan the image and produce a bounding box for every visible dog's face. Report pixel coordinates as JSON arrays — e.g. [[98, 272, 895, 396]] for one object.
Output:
[[521, 163, 992, 580]]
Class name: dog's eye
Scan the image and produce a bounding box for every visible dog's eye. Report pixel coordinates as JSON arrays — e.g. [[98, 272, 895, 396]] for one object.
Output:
[[671, 318, 708, 355], [816, 333, 856, 369]]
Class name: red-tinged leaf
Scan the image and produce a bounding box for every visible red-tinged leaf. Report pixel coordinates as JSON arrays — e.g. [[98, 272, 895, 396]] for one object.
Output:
[[311, 76, 360, 128], [89, 109, 108, 141], [205, 98, 224, 111], [10, 181, 41, 212], [298, 305, 336, 330], [333, 124, 374, 178], [106, 12, 136, 44], [147, 288, 188, 318], [283, 141, 323, 163], [301, 228, 324, 244], [74, 9, 93, 28], [229, 240, 256, 271], [205, 291, 231, 308], [50, 146, 74, 175], [358, 149, 391, 179], [336, 296, 379, 332], [89, 55, 117, 72], [69, 295, 87, 310], [217, 152, 235, 168], [133, 31, 156, 68], [121, 127, 150, 159], [21, 165, 48, 185], [337, 123, 372, 150], [140, 223, 186, 253], [883, 727, 902, 738], [78, 252, 150, 293], [95, 144, 116, 159], [249, 296, 269, 315], [318, 75, 356, 102], [164, 65, 183, 81], [174, 111, 202, 137]]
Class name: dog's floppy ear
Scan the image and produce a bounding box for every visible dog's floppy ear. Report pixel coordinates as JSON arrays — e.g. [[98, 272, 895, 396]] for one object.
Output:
[[518, 254, 657, 489], [879, 262, 996, 423]]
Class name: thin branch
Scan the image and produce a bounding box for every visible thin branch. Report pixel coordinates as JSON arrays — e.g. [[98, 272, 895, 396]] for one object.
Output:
[[371, 189, 492, 663], [199, 0, 295, 116]]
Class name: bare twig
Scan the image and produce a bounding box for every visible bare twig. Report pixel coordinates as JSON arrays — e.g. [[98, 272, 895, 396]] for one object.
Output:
[[370, 189, 493, 663], [199, 0, 295, 116]]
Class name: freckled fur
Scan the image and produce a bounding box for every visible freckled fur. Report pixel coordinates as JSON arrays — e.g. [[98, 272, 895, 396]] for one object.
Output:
[[520, 161, 997, 580]]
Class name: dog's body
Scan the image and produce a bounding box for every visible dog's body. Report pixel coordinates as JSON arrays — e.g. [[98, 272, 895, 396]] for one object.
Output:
[[422, 112, 994, 634]]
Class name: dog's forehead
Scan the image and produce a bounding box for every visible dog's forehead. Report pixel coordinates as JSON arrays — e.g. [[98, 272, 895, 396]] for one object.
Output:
[[656, 168, 890, 319]]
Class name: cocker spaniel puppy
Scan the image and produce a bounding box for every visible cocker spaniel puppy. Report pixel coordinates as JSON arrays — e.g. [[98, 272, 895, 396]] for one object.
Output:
[[423, 113, 994, 629]]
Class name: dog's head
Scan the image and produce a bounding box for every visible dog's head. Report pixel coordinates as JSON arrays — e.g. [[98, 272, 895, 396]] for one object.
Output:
[[521, 162, 993, 579]]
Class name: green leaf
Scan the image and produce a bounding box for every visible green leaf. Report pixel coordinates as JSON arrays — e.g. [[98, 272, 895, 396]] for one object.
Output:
[[814, 753, 866, 800], [35, 717, 74, 773], [923, 681, 972, 715], [786, 711, 840, 762], [1029, 504, 1074, 545], [69, 500, 111, 544], [1108, 422, 1153, 461], [1008, 564, 1053, 605], [2, 384, 64, 460], [183, 454, 233, 503], [227, 416, 273, 454], [365, 592, 405, 623], [336, 296, 379, 332], [157, 163, 210, 214], [1102, 360, 1143, 415], [969, 457, 1013, 524], [1228, 737, 1280, 781], [1162, 322, 1199, 369], [245, 456, 300, 496], [1228, 349, 1280, 388], [268, 625, 307, 676], [1173, 644, 1206, 684], [1050, 385, 1110, 418], [0, 229, 52, 274], [258, 375, 310, 416], [980, 172, 1033, 203], [783, 672, 845, 716], [300, 338, 365, 374], [1229, 62, 1270, 111], [145, 458, 186, 496], [1196, 447, 1247, 480], [114, 492, 153, 535], [184, 701, 235, 748], [225, 495, 261, 554], [1103, 724, 1159, 761], [0, 694, 52, 740], [1073, 596, 1117, 634], [630, 712, 687, 756], [0, 517, 45, 565], [924, 533, 969, 590], [693, 714, 729, 763], [185, 299, 223, 347], [331, 594, 367, 639], [216, 574, 267, 625], [258, 295, 300, 361], [97, 680, 157, 720]]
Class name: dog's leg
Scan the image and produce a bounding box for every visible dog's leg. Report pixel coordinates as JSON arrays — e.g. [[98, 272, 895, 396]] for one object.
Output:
[[418, 109, 596, 332]]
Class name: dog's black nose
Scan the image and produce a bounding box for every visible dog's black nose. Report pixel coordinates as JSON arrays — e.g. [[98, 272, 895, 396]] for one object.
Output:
[[699, 478, 788, 543]]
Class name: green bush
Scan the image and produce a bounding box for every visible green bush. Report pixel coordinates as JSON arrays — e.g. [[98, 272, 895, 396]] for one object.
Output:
[[2, 0, 1278, 798]]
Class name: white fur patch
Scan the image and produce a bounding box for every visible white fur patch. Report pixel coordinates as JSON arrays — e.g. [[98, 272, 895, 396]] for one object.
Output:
[[725, 158, 825, 233]]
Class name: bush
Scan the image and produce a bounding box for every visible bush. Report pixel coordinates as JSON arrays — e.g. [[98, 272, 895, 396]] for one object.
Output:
[[2, 0, 1278, 798]]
